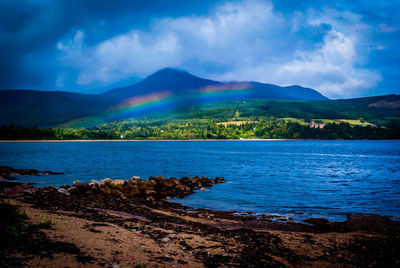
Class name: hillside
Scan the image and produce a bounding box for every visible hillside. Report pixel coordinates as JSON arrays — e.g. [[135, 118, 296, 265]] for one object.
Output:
[[0, 68, 398, 127], [0, 90, 115, 126], [132, 96, 400, 125]]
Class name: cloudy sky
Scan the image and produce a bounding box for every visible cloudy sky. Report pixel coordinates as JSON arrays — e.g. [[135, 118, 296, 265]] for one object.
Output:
[[1, 0, 399, 98]]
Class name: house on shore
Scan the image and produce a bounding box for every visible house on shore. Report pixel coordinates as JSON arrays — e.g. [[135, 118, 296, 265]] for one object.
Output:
[[309, 121, 325, 129]]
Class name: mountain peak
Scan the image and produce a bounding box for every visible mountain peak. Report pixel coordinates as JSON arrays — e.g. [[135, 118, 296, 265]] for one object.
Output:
[[103, 68, 220, 98], [145, 67, 194, 81], [151, 67, 186, 75]]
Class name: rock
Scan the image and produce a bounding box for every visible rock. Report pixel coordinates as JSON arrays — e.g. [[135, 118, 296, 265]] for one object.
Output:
[[20, 175, 224, 201], [215, 177, 225, 182], [99, 185, 112, 195], [23, 188, 36, 194], [161, 237, 170, 242], [67, 186, 79, 194], [4, 188, 17, 195], [110, 180, 125, 188], [145, 189, 156, 196], [176, 183, 191, 192], [110, 189, 126, 199], [102, 178, 112, 184], [345, 213, 397, 233], [129, 176, 141, 184], [126, 189, 140, 198], [57, 187, 70, 196], [303, 218, 329, 225], [89, 180, 100, 190], [169, 177, 179, 185], [74, 182, 89, 190], [135, 231, 143, 236], [179, 177, 193, 185], [148, 179, 157, 187], [42, 170, 64, 175], [163, 179, 177, 188], [0, 166, 40, 178], [14, 186, 24, 193]]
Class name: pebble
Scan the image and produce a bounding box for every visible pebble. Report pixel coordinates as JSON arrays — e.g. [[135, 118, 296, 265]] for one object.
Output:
[[161, 237, 170, 242]]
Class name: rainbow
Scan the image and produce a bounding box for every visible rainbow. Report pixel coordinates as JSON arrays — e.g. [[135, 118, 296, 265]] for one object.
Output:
[[109, 91, 173, 117], [193, 82, 253, 101], [62, 83, 255, 128]]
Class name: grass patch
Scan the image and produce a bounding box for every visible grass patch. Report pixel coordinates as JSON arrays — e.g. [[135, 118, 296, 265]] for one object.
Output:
[[0, 201, 80, 266]]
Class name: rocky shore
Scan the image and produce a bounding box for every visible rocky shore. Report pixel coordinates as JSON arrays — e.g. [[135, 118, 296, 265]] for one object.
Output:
[[1, 168, 400, 267]]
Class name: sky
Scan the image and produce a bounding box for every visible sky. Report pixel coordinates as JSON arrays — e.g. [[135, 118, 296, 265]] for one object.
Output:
[[0, 0, 399, 99]]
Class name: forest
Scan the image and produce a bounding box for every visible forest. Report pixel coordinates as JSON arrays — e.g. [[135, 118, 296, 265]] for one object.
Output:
[[1, 117, 399, 140]]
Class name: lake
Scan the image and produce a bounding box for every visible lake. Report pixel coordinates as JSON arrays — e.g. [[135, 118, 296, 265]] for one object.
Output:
[[1, 140, 399, 221]]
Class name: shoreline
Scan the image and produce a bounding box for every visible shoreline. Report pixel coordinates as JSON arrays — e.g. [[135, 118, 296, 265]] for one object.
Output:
[[2, 186, 400, 267], [1, 138, 399, 142], [0, 138, 307, 142], [1, 170, 400, 267]]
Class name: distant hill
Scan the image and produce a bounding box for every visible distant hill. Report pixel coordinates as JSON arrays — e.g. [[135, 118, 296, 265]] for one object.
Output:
[[103, 68, 328, 101], [0, 90, 115, 126], [157, 96, 400, 123], [368, 95, 400, 109], [103, 68, 221, 99], [0, 68, 398, 127]]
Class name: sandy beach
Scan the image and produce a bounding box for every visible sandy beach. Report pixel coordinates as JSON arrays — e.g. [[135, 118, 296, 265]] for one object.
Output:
[[1, 170, 399, 267]]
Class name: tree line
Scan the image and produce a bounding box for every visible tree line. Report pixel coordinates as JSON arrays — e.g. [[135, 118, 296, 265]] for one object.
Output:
[[1, 118, 399, 140]]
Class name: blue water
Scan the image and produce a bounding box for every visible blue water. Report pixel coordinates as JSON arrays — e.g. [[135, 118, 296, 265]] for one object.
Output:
[[0, 140, 399, 221]]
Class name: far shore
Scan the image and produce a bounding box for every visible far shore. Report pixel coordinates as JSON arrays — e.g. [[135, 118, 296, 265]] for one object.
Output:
[[0, 138, 306, 142], [1, 138, 398, 142]]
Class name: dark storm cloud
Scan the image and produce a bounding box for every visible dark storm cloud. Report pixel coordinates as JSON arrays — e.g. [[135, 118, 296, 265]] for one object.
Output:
[[0, 0, 218, 89], [0, 0, 399, 98]]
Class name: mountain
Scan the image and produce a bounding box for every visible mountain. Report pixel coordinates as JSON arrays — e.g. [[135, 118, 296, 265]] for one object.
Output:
[[1, 68, 397, 127], [103, 68, 221, 99], [102, 68, 328, 101]]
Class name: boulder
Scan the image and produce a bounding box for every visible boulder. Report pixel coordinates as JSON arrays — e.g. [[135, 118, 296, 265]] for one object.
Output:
[[126, 189, 141, 198], [169, 177, 179, 185], [99, 185, 112, 195], [215, 177, 225, 183], [163, 179, 177, 188], [67, 186, 79, 194], [57, 188, 70, 196], [176, 183, 191, 193], [74, 182, 89, 190], [89, 180, 100, 190], [145, 189, 156, 196], [110, 180, 125, 188], [129, 176, 141, 184], [179, 177, 193, 185], [102, 178, 112, 184]]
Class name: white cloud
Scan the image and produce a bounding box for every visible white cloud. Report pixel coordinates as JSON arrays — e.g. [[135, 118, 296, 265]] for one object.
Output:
[[275, 30, 381, 98], [56, 0, 381, 98]]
